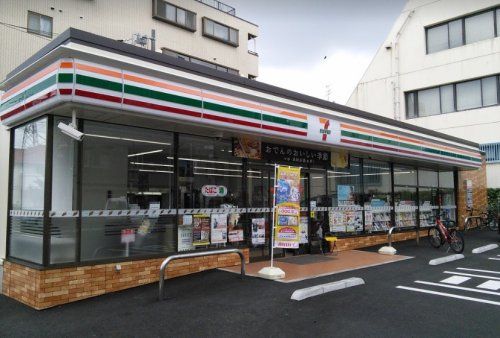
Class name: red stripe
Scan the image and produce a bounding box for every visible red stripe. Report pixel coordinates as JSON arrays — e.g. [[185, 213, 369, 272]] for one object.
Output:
[[341, 138, 478, 167], [262, 124, 308, 137], [203, 113, 261, 128], [0, 90, 57, 121], [59, 89, 72, 95], [75, 89, 122, 103], [123, 98, 202, 118]]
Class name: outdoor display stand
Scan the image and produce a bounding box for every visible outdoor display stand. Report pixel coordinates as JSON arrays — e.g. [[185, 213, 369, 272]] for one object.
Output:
[[258, 165, 301, 280]]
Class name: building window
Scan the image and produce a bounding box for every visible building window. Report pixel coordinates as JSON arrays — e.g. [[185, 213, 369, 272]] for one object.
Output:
[[480, 143, 500, 163], [161, 48, 239, 75], [406, 74, 500, 119], [80, 121, 176, 261], [202, 17, 239, 46], [426, 6, 499, 54], [27, 11, 53, 38], [154, 0, 196, 31], [9, 117, 47, 264]]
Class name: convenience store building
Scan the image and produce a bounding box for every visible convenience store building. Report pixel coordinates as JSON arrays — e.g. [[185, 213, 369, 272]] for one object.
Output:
[[0, 29, 486, 309]]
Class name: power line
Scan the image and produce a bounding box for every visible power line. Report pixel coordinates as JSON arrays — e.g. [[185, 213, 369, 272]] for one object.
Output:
[[0, 20, 58, 41]]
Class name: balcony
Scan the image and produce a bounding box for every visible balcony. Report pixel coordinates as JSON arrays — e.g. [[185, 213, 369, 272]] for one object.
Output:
[[196, 0, 236, 16]]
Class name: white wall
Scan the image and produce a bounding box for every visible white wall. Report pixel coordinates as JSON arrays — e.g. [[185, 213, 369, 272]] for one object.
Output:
[[0, 0, 259, 80], [347, 0, 500, 187], [0, 127, 9, 264]]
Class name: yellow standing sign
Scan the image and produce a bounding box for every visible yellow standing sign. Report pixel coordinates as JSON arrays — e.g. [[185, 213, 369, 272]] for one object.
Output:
[[274, 166, 301, 249]]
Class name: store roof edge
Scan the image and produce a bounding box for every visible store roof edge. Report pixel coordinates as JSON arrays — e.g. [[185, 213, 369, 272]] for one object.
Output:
[[3, 28, 479, 149]]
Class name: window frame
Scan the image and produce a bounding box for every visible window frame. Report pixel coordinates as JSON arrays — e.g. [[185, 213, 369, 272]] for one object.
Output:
[[153, 0, 197, 32], [27, 11, 53, 38], [406, 73, 500, 119], [202, 17, 239, 47], [425, 5, 500, 54]]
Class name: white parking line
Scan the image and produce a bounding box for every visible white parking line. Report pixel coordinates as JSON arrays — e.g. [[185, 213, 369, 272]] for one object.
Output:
[[456, 267, 500, 275], [396, 286, 500, 306], [439, 276, 470, 285], [415, 280, 500, 296], [489, 258, 500, 261], [477, 281, 500, 291], [444, 271, 500, 281]]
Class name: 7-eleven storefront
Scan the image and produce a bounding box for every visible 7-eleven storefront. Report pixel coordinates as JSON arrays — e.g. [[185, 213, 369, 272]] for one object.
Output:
[[0, 29, 485, 309]]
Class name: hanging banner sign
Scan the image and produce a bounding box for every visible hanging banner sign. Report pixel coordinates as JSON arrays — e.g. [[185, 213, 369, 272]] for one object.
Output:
[[262, 142, 330, 166], [274, 166, 301, 249], [201, 185, 228, 197]]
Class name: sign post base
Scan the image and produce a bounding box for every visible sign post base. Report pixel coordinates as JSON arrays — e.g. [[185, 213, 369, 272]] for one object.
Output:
[[258, 266, 286, 280], [378, 246, 397, 255]]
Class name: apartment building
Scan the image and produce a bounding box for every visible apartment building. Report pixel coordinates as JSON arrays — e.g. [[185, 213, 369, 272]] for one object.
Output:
[[0, 0, 259, 264], [347, 0, 500, 188]]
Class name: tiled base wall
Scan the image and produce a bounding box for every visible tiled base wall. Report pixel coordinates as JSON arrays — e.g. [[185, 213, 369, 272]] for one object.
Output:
[[336, 230, 428, 251], [2, 249, 249, 310]]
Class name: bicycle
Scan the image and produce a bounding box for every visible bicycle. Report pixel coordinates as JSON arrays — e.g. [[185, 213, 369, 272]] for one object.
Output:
[[428, 214, 464, 253], [463, 207, 498, 231]]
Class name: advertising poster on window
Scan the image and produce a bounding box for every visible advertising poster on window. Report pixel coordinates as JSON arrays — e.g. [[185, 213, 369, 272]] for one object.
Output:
[[210, 213, 228, 244], [338, 185, 355, 206], [228, 213, 244, 242], [274, 166, 301, 249], [232, 137, 262, 159], [192, 214, 210, 246], [178, 214, 194, 251], [251, 218, 266, 245], [299, 216, 309, 244]]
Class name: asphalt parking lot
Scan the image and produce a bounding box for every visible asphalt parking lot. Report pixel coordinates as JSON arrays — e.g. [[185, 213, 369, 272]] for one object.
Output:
[[1, 229, 499, 338]]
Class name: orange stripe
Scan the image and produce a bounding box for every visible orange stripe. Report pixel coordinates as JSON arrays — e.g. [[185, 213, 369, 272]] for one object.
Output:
[[3, 62, 59, 100], [341, 123, 479, 158], [60, 62, 73, 69], [76, 63, 122, 79], [124, 73, 202, 97]]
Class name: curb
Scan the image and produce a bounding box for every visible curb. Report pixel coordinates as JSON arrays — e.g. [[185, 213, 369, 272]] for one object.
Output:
[[428, 254, 464, 265], [472, 244, 499, 254], [290, 277, 365, 301]]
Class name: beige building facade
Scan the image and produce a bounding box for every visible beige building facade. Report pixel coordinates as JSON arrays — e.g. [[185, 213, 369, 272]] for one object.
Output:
[[0, 0, 259, 265]]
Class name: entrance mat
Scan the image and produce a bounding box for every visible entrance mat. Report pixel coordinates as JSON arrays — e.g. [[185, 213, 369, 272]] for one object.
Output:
[[278, 254, 335, 265], [220, 250, 413, 283]]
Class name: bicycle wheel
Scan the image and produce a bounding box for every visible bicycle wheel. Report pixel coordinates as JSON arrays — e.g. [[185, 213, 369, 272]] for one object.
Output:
[[449, 229, 465, 254], [428, 227, 442, 248], [487, 217, 499, 231]]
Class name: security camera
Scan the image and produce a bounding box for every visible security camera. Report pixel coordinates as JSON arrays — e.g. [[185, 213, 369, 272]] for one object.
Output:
[[58, 122, 84, 141]]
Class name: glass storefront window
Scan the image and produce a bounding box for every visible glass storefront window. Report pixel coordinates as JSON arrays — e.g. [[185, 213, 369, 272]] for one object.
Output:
[[9, 118, 47, 264], [439, 171, 456, 221], [418, 169, 439, 227], [50, 117, 78, 264], [247, 165, 271, 259], [394, 165, 417, 228], [178, 135, 244, 250], [363, 160, 392, 232], [327, 158, 363, 234], [81, 121, 175, 261]]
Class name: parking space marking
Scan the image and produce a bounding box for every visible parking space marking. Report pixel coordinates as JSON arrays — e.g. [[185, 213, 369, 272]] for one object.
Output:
[[396, 286, 500, 306], [415, 280, 500, 296], [440, 276, 470, 285], [488, 258, 500, 261], [457, 267, 500, 275], [477, 281, 500, 291], [444, 271, 500, 281]]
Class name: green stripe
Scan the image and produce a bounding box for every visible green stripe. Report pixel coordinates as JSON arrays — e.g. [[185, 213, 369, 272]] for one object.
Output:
[[342, 130, 481, 163], [204, 101, 261, 120], [1, 74, 57, 112], [76, 74, 122, 92], [58, 73, 74, 83], [262, 114, 307, 129], [124, 84, 202, 108]]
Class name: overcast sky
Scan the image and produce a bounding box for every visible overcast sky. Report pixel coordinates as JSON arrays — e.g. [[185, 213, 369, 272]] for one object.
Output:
[[228, 0, 407, 104]]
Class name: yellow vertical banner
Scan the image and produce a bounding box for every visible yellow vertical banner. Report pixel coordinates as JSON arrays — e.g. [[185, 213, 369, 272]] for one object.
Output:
[[274, 166, 301, 249]]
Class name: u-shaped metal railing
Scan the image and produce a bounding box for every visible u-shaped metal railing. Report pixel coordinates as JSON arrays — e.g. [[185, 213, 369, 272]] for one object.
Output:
[[159, 248, 246, 300]]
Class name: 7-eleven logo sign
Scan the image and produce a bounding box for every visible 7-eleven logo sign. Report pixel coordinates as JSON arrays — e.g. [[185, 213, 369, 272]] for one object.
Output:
[[310, 117, 340, 144], [319, 117, 331, 141]]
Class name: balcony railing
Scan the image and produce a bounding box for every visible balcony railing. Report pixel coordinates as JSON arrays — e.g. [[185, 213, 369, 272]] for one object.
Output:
[[196, 0, 236, 16]]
